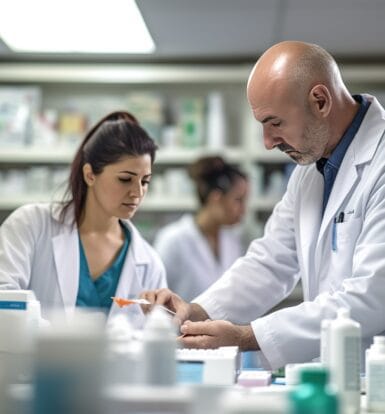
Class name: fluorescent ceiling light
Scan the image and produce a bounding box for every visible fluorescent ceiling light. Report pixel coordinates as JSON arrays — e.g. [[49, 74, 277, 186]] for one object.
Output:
[[0, 0, 155, 53]]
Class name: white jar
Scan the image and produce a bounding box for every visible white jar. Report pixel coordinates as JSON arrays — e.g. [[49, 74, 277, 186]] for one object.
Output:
[[329, 308, 361, 414], [142, 306, 177, 386], [366, 336, 385, 412]]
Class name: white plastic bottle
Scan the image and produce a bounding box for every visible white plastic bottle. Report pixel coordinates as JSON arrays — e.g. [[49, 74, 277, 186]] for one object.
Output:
[[329, 308, 361, 414], [320, 318, 332, 366], [206, 91, 226, 149], [366, 336, 385, 412], [142, 306, 177, 386]]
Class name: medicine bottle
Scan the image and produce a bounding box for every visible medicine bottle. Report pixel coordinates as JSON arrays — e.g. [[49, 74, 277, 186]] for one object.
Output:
[[329, 308, 361, 414], [289, 367, 338, 414], [142, 306, 177, 386], [320, 319, 332, 365], [366, 336, 385, 412]]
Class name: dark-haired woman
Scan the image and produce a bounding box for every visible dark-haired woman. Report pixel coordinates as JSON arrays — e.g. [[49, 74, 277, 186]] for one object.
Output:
[[153, 156, 249, 302], [0, 111, 166, 325]]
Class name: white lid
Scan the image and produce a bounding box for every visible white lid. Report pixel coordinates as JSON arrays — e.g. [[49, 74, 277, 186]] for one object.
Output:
[[321, 319, 332, 327], [373, 336, 385, 346], [337, 308, 350, 318]]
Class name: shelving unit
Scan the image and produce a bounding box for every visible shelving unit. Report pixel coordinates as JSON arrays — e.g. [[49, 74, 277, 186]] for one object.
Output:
[[1, 62, 383, 242], [0, 62, 289, 240]]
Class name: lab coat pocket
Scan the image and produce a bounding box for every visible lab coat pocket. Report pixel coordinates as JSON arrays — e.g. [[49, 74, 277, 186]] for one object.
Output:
[[335, 217, 362, 245], [329, 218, 362, 290]]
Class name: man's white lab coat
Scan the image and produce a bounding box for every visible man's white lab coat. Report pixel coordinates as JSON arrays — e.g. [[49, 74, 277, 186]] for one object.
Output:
[[195, 95, 385, 369]]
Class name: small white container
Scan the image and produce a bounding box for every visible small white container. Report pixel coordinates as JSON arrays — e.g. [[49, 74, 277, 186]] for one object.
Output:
[[320, 319, 332, 365], [366, 336, 385, 412], [141, 306, 177, 386], [329, 308, 361, 414], [206, 91, 226, 149]]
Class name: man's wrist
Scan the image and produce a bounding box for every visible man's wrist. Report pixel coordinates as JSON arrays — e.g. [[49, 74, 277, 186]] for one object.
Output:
[[239, 324, 259, 352]]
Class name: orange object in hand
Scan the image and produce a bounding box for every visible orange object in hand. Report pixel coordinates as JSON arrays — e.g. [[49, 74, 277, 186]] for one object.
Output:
[[111, 297, 150, 308], [111, 296, 176, 316]]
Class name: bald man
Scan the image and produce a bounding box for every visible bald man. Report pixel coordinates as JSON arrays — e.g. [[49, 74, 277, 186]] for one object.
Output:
[[143, 41, 385, 370]]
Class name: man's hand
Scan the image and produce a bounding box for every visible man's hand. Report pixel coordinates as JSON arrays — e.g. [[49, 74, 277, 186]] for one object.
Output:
[[139, 288, 208, 325], [179, 320, 259, 352]]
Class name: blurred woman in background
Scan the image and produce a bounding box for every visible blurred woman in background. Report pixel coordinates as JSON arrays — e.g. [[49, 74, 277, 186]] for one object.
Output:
[[154, 156, 248, 301]]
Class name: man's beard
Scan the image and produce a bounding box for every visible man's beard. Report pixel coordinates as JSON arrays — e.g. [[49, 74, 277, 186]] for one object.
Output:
[[278, 121, 329, 166]]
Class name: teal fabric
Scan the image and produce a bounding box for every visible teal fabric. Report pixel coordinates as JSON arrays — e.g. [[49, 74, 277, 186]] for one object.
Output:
[[76, 223, 131, 310]]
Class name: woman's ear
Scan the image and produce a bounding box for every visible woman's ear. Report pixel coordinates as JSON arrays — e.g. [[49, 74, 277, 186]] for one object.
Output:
[[207, 189, 223, 205], [83, 163, 96, 186], [308, 84, 332, 119]]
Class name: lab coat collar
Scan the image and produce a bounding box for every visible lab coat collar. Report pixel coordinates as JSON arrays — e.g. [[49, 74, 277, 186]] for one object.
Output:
[[51, 213, 79, 314], [50, 205, 151, 314], [119, 219, 150, 264], [319, 95, 385, 240]]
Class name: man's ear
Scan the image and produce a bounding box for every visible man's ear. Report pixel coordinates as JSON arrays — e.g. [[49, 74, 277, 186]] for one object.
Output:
[[308, 84, 332, 119], [83, 163, 96, 186]]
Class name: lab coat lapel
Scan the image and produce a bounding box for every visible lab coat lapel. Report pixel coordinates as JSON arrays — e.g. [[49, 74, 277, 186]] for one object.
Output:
[[108, 222, 144, 320], [318, 95, 385, 242], [315, 96, 385, 279], [319, 149, 358, 241], [298, 167, 323, 296], [52, 226, 80, 312]]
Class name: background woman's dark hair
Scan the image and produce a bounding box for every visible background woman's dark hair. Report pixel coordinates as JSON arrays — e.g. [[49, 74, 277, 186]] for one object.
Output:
[[188, 156, 247, 205], [60, 110, 158, 225]]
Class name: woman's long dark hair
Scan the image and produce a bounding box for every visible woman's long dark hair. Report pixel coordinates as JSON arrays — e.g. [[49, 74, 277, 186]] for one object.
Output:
[[188, 156, 247, 206], [60, 111, 157, 225]]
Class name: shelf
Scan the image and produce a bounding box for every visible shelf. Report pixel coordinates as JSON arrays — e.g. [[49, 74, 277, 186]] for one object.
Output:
[[156, 147, 245, 164], [0, 63, 251, 84], [1, 62, 384, 85], [0, 194, 55, 209], [142, 196, 196, 212], [0, 146, 76, 163], [0, 146, 246, 164], [0, 194, 282, 212], [0, 194, 198, 212], [251, 197, 281, 211], [250, 150, 290, 163]]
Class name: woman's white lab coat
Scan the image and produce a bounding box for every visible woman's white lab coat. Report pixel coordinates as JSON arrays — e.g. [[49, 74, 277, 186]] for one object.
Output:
[[195, 94, 385, 369], [0, 203, 166, 324], [153, 214, 244, 301]]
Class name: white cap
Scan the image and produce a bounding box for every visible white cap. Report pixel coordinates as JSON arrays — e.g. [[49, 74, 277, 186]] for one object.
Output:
[[337, 308, 350, 318], [373, 336, 385, 346], [321, 319, 332, 328]]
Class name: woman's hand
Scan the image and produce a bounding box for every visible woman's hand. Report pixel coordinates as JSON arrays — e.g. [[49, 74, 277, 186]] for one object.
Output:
[[179, 320, 259, 352]]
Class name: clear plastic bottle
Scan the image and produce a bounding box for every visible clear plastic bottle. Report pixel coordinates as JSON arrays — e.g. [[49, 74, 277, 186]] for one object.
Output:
[[289, 367, 338, 414], [329, 308, 361, 414], [366, 336, 385, 412], [142, 306, 177, 386]]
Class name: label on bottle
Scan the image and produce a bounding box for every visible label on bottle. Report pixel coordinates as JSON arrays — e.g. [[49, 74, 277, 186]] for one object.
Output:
[[344, 336, 360, 390], [368, 362, 385, 402]]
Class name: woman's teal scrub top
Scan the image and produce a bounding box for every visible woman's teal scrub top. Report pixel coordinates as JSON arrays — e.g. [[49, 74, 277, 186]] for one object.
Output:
[[76, 224, 130, 310]]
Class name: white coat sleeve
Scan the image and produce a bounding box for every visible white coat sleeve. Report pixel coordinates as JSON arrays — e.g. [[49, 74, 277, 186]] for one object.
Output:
[[253, 168, 385, 369], [0, 205, 40, 289], [194, 167, 301, 324]]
